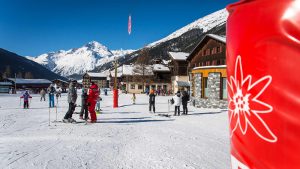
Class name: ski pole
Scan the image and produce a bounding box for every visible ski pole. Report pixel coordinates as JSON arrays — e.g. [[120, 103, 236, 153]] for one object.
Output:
[[168, 99, 170, 113], [48, 107, 51, 126], [55, 98, 58, 125]]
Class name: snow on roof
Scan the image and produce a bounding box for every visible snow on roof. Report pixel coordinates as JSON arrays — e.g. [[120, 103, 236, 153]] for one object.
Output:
[[0, 82, 12, 86], [7, 78, 52, 84], [86, 72, 107, 78], [168, 52, 189, 61], [193, 65, 227, 70], [122, 65, 153, 76], [206, 34, 226, 43], [153, 64, 170, 72]]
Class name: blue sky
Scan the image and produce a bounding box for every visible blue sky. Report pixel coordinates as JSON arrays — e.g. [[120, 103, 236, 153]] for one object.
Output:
[[0, 0, 236, 56]]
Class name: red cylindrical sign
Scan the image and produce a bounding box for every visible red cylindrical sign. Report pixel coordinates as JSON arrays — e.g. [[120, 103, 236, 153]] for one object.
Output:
[[226, 0, 300, 168], [113, 89, 118, 108]]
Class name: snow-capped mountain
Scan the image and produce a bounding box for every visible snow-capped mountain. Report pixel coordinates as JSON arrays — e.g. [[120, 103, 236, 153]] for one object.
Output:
[[147, 9, 228, 47], [27, 41, 135, 77], [94, 8, 228, 72]]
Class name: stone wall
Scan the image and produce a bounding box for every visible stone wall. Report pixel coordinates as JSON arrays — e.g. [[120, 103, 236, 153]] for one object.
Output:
[[192, 72, 228, 109]]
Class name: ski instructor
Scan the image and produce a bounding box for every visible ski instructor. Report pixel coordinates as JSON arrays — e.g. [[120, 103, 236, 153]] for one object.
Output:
[[87, 82, 99, 123], [63, 80, 78, 123]]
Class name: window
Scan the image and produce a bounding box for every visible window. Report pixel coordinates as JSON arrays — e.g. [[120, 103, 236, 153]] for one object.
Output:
[[206, 49, 210, 55], [203, 77, 208, 98], [222, 78, 227, 99], [131, 84, 135, 89], [138, 84, 143, 90], [217, 47, 221, 53]]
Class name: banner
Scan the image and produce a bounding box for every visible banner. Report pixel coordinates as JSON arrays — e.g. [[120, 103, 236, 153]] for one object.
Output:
[[226, 0, 300, 168]]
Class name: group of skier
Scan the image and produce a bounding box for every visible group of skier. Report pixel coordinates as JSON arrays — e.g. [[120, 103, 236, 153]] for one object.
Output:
[[62, 81, 100, 123], [146, 89, 190, 116]]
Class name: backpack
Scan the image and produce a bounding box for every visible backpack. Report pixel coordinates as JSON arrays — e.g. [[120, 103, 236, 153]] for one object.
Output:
[[170, 98, 174, 104]]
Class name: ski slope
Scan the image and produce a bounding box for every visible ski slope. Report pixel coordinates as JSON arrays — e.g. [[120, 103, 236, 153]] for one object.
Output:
[[0, 92, 230, 169]]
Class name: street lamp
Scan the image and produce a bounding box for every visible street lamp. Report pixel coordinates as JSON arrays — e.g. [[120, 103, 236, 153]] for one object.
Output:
[[113, 57, 118, 108]]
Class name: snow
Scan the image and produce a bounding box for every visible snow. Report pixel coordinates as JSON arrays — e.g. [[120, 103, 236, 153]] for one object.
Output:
[[206, 34, 226, 43], [193, 65, 227, 70], [147, 9, 228, 48], [7, 78, 52, 84], [0, 92, 230, 169], [168, 52, 189, 61], [153, 64, 170, 72], [26, 42, 136, 77], [86, 72, 107, 78]]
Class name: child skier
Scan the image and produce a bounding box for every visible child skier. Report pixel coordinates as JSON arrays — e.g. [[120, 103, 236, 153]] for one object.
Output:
[[95, 96, 102, 114], [79, 88, 89, 120], [132, 93, 136, 104], [20, 90, 32, 109]]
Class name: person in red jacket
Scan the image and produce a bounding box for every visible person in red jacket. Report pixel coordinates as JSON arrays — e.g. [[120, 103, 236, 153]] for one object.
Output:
[[87, 82, 99, 123]]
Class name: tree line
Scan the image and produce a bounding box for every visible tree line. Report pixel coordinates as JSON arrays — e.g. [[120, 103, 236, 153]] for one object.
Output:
[[0, 66, 34, 80]]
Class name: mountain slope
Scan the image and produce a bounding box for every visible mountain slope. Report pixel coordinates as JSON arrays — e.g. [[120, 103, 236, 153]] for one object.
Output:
[[0, 48, 67, 80], [27, 41, 135, 77], [94, 8, 228, 72]]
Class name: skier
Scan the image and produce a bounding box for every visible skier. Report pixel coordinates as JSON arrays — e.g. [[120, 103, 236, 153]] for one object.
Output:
[[63, 80, 78, 123], [104, 88, 108, 96], [132, 93, 136, 104], [56, 86, 62, 98], [173, 91, 182, 116], [40, 88, 46, 101], [87, 82, 99, 123], [48, 84, 56, 108], [79, 88, 89, 120], [95, 95, 102, 114], [20, 90, 32, 109], [149, 89, 156, 113], [181, 90, 190, 115]]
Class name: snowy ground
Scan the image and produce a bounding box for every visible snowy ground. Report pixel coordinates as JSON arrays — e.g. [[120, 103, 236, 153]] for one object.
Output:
[[0, 92, 230, 169]]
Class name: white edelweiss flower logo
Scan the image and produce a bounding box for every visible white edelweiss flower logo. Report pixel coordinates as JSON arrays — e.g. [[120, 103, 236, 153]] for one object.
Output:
[[227, 55, 277, 143]]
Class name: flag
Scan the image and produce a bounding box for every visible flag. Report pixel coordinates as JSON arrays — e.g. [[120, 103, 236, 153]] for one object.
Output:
[[128, 14, 131, 35]]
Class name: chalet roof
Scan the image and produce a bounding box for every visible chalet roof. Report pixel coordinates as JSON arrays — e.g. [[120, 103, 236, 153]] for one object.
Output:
[[86, 72, 107, 78], [153, 64, 170, 72], [0, 82, 12, 86], [206, 34, 226, 43], [192, 65, 227, 70], [187, 34, 226, 61], [122, 65, 153, 76], [176, 81, 190, 87], [7, 78, 52, 84], [168, 52, 189, 61]]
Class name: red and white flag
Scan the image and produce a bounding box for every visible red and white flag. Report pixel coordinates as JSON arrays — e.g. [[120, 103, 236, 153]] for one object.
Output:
[[128, 14, 131, 35]]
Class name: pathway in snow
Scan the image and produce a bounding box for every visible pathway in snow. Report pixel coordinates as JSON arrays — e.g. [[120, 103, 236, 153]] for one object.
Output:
[[0, 92, 230, 169]]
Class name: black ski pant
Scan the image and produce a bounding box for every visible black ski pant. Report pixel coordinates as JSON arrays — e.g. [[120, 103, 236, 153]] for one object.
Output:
[[174, 106, 180, 116], [24, 101, 29, 109], [149, 103, 155, 113], [40, 96, 45, 101], [64, 103, 76, 119], [182, 103, 188, 115], [80, 105, 89, 120]]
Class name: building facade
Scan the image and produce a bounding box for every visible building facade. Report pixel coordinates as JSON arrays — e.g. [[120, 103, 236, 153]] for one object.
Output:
[[187, 34, 227, 109], [168, 52, 190, 94], [82, 72, 108, 89]]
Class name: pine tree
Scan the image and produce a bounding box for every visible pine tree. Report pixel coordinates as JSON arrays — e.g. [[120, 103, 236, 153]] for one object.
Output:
[[17, 72, 23, 78], [24, 72, 34, 79], [5, 66, 11, 78], [132, 49, 152, 92]]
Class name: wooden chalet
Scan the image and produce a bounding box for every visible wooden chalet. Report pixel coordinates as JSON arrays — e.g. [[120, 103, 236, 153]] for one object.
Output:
[[186, 34, 227, 108]]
